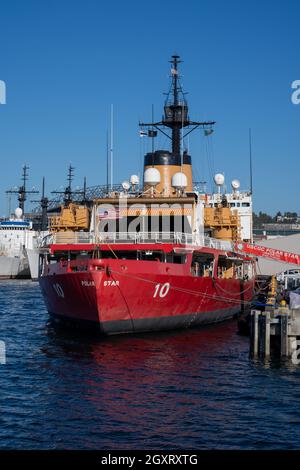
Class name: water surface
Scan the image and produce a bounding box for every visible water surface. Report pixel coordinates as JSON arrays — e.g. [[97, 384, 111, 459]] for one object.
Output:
[[0, 280, 300, 450]]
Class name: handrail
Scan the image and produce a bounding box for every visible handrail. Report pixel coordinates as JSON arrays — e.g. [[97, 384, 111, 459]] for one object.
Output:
[[96, 232, 195, 245], [41, 231, 233, 252]]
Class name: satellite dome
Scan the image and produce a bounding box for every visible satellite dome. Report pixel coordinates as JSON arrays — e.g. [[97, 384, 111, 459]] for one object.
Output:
[[171, 172, 188, 189], [214, 173, 225, 186], [130, 174, 139, 185], [14, 207, 23, 219], [122, 181, 130, 191], [144, 168, 161, 186], [231, 179, 240, 190]]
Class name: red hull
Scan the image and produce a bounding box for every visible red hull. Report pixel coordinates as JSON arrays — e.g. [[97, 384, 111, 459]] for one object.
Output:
[[39, 245, 254, 335]]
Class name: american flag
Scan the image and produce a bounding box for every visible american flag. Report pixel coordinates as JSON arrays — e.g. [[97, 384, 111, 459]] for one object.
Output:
[[98, 208, 121, 220]]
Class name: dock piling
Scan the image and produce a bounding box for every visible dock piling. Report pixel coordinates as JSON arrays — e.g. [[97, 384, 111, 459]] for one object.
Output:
[[264, 311, 271, 358], [249, 308, 300, 362], [280, 314, 289, 357], [250, 310, 259, 358]]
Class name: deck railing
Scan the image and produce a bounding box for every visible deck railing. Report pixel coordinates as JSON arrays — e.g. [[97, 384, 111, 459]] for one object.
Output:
[[41, 231, 233, 252], [95, 231, 195, 245]]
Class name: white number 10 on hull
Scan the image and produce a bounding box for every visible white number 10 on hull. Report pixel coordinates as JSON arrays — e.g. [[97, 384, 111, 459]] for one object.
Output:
[[153, 283, 170, 298]]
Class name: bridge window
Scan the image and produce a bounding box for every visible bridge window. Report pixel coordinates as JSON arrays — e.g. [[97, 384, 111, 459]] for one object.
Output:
[[140, 251, 163, 261], [165, 253, 187, 264], [217, 255, 243, 279], [99, 250, 139, 260], [191, 253, 214, 277]]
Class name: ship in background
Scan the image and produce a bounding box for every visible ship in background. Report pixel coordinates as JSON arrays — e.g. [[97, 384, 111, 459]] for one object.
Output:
[[26, 167, 89, 280], [0, 208, 33, 279], [0, 166, 38, 279], [38, 55, 255, 334]]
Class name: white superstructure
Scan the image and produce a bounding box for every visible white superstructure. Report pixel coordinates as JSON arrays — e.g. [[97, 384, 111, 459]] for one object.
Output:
[[0, 208, 36, 278]]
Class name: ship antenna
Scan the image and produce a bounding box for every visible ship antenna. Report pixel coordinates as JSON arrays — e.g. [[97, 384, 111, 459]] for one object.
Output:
[[66, 164, 74, 205], [83, 176, 87, 202], [172, 55, 179, 105], [139, 55, 216, 157], [106, 129, 109, 194], [20, 164, 29, 212], [181, 101, 184, 171], [249, 128, 253, 195], [151, 104, 155, 155], [51, 164, 83, 207], [6, 165, 39, 214], [41, 177, 48, 230], [30, 176, 49, 230], [110, 104, 114, 191], [170, 54, 182, 156]]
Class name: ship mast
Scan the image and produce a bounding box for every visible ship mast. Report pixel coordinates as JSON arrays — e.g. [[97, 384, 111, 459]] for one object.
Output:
[[31, 176, 49, 231], [40, 177, 49, 231], [139, 55, 215, 157], [51, 165, 86, 207], [167, 54, 185, 156], [6, 165, 39, 214]]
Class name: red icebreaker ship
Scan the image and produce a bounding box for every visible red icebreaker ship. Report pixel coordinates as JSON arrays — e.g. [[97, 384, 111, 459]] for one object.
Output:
[[38, 56, 255, 335]]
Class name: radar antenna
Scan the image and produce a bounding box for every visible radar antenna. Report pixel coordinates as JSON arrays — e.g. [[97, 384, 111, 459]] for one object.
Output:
[[51, 165, 86, 207], [6, 165, 39, 213], [139, 55, 215, 156]]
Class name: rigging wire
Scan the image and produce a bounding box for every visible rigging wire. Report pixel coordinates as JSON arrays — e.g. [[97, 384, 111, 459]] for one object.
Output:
[[205, 135, 215, 193], [185, 284, 210, 328], [110, 270, 135, 333], [208, 134, 216, 176], [106, 244, 118, 259], [108, 267, 254, 306], [212, 278, 255, 296]]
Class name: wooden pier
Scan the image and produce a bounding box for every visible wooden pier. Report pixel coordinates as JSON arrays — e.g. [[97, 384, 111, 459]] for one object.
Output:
[[250, 308, 300, 361]]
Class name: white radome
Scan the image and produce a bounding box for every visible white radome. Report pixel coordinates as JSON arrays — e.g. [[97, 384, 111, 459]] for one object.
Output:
[[214, 173, 225, 186], [122, 181, 130, 191], [172, 172, 188, 189], [144, 168, 161, 186], [130, 174, 140, 186], [231, 179, 241, 190], [14, 207, 23, 219]]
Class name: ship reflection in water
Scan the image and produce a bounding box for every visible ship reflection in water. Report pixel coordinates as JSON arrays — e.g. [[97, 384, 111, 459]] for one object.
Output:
[[42, 322, 245, 450], [1, 281, 300, 450]]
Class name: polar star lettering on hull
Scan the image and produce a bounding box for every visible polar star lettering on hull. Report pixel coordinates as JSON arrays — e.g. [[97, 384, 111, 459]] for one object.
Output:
[[81, 280, 95, 287], [104, 280, 119, 287]]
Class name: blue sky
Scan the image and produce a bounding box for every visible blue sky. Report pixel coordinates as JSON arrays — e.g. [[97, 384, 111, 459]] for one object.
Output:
[[0, 0, 299, 216]]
